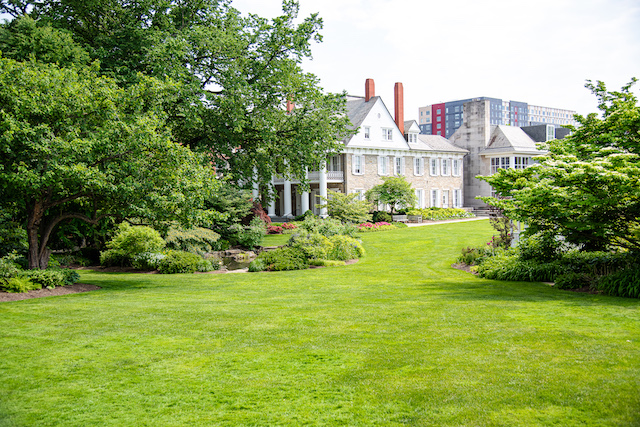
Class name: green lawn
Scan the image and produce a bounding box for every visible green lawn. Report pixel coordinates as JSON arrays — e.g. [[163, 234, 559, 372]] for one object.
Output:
[[1, 220, 639, 426]]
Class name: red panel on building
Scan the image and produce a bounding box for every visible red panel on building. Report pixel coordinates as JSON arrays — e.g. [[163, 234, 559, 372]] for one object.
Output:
[[431, 103, 446, 135]]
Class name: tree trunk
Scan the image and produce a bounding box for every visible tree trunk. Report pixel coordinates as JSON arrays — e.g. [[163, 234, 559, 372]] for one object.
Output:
[[26, 199, 44, 270]]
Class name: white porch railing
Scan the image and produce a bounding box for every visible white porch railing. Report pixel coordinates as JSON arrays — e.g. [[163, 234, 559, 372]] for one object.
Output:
[[273, 170, 343, 184]]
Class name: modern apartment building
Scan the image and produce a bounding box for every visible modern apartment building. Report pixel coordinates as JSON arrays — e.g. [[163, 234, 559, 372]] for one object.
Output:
[[418, 97, 577, 138]]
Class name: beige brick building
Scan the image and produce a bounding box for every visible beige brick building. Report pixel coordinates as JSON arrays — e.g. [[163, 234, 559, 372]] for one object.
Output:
[[268, 80, 467, 217]]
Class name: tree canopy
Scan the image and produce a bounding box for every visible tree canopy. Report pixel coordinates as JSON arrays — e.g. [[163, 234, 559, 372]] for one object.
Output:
[[0, 0, 353, 189], [0, 54, 217, 268], [366, 176, 417, 214], [479, 79, 640, 252]]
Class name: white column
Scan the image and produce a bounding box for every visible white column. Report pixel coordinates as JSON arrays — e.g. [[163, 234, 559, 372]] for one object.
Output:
[[268, 177, 276, 217], [319, 161, 328, 218], [252, 167, 259, 201], [301, 168, 309, 214], [283, 178, 293, 218]]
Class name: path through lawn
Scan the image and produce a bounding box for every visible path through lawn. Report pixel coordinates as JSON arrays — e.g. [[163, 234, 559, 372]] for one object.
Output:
[[1, 220, 639, 426]]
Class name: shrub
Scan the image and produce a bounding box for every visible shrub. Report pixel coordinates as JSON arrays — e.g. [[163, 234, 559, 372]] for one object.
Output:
[[164, 226, 220, 255], [131, 252, 166, 270], [229, 217, 266, 249], [50, 268, 80, 286], [106, 223, 165, 255], [248, 258, 266, 272], [371, 211, 392, 223], [157, 251, 205, 274], [0, 253, 21, 284], [319, 189, 371, 224], [517, 232, 564, 262], [595, 268, 640, 298], [21, 269, 65, 289], [286, 231, 334, 260], [99, 249, 130, 267], [255, 247, 309, 271], [267, 225, 283, 234], [457, 246, 492, 266], [281, 223, 297, 230], [559, 250, 633, 277], [298, 216, 357, 238], [1, 277, 41, 293], [406, 208, 473, 221], [309, 259, 345, 267], [554, 272, 594, 290], [474, 251, 560, 282], [327, 235, 365, 261], [357, 222, 396, 232]]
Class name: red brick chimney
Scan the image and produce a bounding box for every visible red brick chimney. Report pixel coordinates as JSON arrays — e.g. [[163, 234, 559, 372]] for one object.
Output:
[[286, 98, 295, 113], [365, 78, 375, 102], [394, 82, 404, 135]]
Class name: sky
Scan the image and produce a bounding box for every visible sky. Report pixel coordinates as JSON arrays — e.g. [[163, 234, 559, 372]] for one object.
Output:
[[231, 0, 640, 119]]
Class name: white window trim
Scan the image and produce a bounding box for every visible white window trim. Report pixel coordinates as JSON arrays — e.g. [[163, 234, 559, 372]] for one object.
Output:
[[378, 155, 389, 176], [431, 189, 440, 208], [352, 188, 365, 201], [415, 189, 424, 209], [452, 159, 461, 177], [364, 126, 371, 140], [382, 128, 393, 141], [394, 156, 405, 176], [430, 158, 439, 176], [414, 157, 424, 176], [352, 154, 365, 175]]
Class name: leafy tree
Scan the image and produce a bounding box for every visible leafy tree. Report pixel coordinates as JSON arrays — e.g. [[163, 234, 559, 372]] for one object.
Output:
[[366, 177, 417, 214], [0, 55, 217, 269], [480, 79, 640, 252], [1, 0, 354, 193], [319, 190, 371, 224]]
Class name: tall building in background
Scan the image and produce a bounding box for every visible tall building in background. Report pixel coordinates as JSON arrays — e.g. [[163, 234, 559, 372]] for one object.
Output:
[[418, 97, 577, 137]]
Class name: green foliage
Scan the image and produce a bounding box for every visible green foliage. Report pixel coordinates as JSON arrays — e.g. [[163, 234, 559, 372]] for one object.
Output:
[[365, 176, 417, 214], [254, 247, 309, 271], [298, 216, 357, 238], [131, 252, 167, 271], [107, 223, 166, 255], [371, 211, 392, 223], [326, 235, 365, 261], [157, 251, 208, 274], [357, 222, 397, 233], [99, 250, 129, 267], [228, 217, 267, 249], [0, 54, 217, 269], [474, 251, 561, 282], [0, 252, 21, 285], [21, 269, 65, 289], [457, 246, 492, 266], [517, 232, 565, 262], [405, 208, 474, 221], [0, 276, 41, 293], [164, 226, 220, 255], [0, 209, 28, 258], [286, 231, 333, 260], [248, 258, 266, 272], [554, 272, 593, 290], [309, 259, 345, 267], [318, 190, 371, 224], [480, 79, 640, 252], [595, 268, 640, 298]]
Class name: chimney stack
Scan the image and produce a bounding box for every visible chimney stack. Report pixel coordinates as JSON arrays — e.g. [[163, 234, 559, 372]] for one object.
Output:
[[394, 82, 404, 135], [286, 98, 295, 113], [365, 78, 375, 102]]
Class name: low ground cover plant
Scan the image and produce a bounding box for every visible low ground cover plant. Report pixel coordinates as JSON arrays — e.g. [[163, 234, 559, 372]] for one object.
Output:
[[0, 253, 80, 293], [404, 207, 474, 220], [357, 222, 396, 232]]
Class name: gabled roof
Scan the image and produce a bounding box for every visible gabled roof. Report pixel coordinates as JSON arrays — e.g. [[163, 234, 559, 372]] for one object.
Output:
[[480, 125, 545, 155], [411, 135, 468, 153], [345, 96, 377, 133]]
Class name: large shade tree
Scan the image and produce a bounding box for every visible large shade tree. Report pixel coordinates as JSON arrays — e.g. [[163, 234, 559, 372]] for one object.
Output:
[[0, 54, 217, 269], [0, 0, 353, 190], [479, 79, 640, 252]]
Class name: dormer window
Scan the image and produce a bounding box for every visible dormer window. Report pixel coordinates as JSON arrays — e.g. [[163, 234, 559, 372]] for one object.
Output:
[[407, 133, 417, 143]]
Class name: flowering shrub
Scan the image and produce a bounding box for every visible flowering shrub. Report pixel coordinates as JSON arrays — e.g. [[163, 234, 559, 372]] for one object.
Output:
[[357, 222, 397, 232], [281, 223, 297, 230], [267, 225, 283, 234]]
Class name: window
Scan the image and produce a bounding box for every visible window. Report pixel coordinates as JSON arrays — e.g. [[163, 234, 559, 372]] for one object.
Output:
[[436, 123, 441, 130], [441, 159, 450, 176], [452, 159, 461, 176], [514, 156, 530, 169], [437, 116, 442, 122], [353, 189, 364, 201], [327, 155, 342, 172], [407, 133, 417, 143], [437, 109, 441, 114], [414, 157, 424, 176], [442, 190, 449, 208], [364, 126, 370, 140], [394, 156, 405, 176], [453, 189, 462, 208], [415, 189, 424, 208], [378, 156, 389, 175], [490, 157, 510, 174], [382, 128, 393, 141], [430, 158, 439, 176], [431, 189, 439, 208], [352, 154, 364, 175], [546, 125, 555, 141]]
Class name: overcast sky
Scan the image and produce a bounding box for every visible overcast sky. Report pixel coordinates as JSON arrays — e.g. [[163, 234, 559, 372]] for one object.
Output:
[[232, 0, 640, 118]]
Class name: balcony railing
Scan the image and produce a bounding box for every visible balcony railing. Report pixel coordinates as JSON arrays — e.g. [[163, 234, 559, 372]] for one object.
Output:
[[273, 170, 343, 185]]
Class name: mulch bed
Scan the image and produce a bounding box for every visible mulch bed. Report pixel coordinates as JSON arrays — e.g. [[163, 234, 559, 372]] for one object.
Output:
[[0, 283, 101, 303]]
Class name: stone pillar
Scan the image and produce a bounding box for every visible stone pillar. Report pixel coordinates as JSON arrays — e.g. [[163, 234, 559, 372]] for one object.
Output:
[[283, 178, 293, 218], [301, 168, 309, 214], [268, 177, 276, 217], [319, 161, 328, 218]]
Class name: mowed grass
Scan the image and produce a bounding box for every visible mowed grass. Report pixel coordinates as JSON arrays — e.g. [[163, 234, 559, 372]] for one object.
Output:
[[1, 220, 639, 426]]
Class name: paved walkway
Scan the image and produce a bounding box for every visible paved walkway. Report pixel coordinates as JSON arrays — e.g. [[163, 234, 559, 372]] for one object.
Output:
[[405, 217, 488, 227]]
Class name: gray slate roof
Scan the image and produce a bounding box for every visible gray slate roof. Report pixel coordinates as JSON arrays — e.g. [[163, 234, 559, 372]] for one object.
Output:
[[345, 96, 377, 132], [412, 135, 468, 153], [481, 125, 544, 154]]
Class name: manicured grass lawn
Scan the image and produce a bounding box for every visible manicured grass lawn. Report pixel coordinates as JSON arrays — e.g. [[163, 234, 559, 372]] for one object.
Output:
[[1, 220, 639, 426]]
